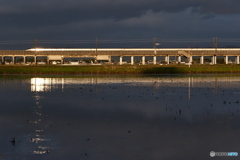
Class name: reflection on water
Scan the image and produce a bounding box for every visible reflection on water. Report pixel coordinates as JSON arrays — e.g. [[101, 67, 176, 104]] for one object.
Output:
[[29, 92, 50, 155], [31, 78, 64, 92], [1, 75, 240, 160], [30, 76, 240, 100]]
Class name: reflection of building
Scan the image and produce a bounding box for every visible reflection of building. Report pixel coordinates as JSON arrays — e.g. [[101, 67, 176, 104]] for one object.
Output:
[[31, 78, 64, 92], [31, 76, 240, 92], [26, 92, 51, 155]]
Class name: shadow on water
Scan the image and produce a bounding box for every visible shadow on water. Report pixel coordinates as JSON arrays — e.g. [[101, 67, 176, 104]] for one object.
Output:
[[142, 67, 188, 74]]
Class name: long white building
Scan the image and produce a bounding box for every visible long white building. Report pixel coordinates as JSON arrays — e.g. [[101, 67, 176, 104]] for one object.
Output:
[[0, 48, 240, 65]]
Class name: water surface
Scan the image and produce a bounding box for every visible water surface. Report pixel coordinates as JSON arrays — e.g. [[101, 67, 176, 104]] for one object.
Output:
[[0, 75, 240, 160]]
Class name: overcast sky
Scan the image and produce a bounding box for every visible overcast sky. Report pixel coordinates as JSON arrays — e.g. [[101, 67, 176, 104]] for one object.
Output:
[[1, 0, 240, 49]]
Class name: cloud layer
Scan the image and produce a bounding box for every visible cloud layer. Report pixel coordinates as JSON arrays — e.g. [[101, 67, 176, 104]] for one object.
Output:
[[0, 0, 240, 49]]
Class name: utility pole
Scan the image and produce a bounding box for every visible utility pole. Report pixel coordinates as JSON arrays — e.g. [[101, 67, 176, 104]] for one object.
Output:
[[153, 37, 157, 49], [34, 38, 38, 65], [188, 48, 191, 68], [212, 37, 218, 49], [34, 39, 38, 65], [153, 37, 160, 65], [95, 38, 98, 53], [212, 37, 218, 64], [95, 38, 98, 63], [34, 39, 38, 50]]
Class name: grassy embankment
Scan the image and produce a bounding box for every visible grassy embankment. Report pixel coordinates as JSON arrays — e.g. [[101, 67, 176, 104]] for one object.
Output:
[[0, 65, 240, 74]]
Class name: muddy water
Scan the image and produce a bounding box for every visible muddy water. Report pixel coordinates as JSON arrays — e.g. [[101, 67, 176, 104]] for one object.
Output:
[[0, 75, 240, 160]]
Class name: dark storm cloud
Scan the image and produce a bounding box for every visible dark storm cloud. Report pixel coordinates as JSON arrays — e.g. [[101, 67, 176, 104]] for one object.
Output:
[[1, 0, 239, 20], [0, 0, 240, 49], [0, 0, 226, 30]]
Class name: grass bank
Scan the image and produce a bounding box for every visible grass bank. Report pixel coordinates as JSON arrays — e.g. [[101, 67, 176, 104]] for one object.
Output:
[[0, 65, 240, 74]]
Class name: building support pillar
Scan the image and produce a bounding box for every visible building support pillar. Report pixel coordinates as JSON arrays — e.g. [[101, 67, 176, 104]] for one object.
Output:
[[165, 56, 169, 64], [131, 56, 134, 65], [61, 57, 64, 64], [119, 56, 123, 65], [153, 56, 157, 65], [178, 56, 181, 63], [34, 56, 37, 65], [236, 56, 239, 64], [12, 56, 15, 65], [46, 56, 49, 65], [23, 56, 26, 64], [225, 56, 228, 64], [211, 56, 215, 64], [108, 56, 111, 64], [25, 57, 28, 64], [200, 56, 204, 64], [189, 56, 193, 64], [142, 56, 145, 65], [214, 56, 217, 64]]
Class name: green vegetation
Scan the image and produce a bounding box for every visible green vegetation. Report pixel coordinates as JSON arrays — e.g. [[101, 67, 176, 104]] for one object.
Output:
[[0, 65, 240, 74]]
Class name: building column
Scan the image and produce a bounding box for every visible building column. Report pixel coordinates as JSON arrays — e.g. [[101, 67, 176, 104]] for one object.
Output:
[[225, 56, 228, 64], [214, 56, 217, 64], [34, 56, 37, 65], [200, 56, 204, 64], [108, 56, 111, 64], [131, 56, 134, 65], [153, 56, 156, 65], [119, 56, 123, 65], [236, 56, 239, 64], [178, 56, 181, 63], [12, 56, 15, 65], [142, 56, 145, 65], [23, 56, 26, 64], [61, 57, 64, 64], [47, 56, 49, 65], [211, 56, 215, 64], [1, 56, 3, 64], [189, 56, 193, 64], [165, 56, 169, 64]]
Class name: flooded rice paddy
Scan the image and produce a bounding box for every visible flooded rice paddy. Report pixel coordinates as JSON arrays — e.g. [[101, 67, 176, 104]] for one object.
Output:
[[0, 75, 240, 160]]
